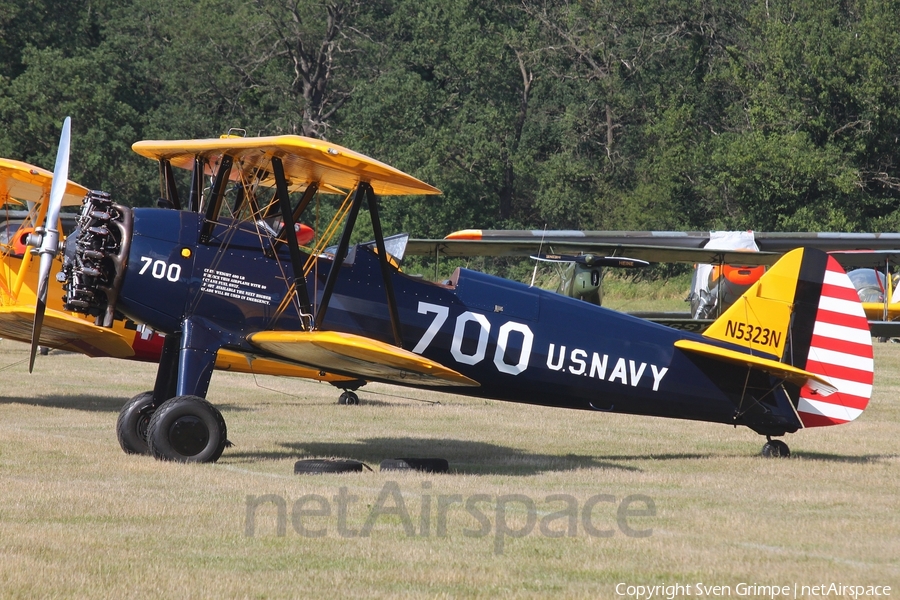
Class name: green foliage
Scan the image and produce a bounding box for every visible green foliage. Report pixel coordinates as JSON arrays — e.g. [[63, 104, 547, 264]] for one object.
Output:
[[0, 0, 898, 236]]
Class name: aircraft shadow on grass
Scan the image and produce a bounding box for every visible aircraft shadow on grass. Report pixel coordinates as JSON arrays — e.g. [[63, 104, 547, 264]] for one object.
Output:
[[789, 451, 899, 464], [227, 442, 900, 472], [219, 437, 640, 475], [592, 450, 899, 464], [0, 394, 250, 414], [0, 394, 126, 412], [220, 437, 641, 475]]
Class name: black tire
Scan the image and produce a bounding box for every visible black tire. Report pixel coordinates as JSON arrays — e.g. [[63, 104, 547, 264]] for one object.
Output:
[[294, 459, 364, 474], [116, 391, 156, 455], [147, 395, 227, 463], [761, 439, 790, 458], [380, 458, 450, 473], [338, 391, 360, 405]]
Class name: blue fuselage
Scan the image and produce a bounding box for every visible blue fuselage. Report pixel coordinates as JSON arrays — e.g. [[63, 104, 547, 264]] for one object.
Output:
[[116, 208, 801, 434]]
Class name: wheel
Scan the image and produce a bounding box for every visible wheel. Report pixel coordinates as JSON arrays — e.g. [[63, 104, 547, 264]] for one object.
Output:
[[294, 459, 364, 474], [147, 395, 227, 463], [338, 391, 360, 405], [761, 439, 790, 458], [116, 391, 156, 455], [39, 346, 50, 356], [380, 458, 450, 473]]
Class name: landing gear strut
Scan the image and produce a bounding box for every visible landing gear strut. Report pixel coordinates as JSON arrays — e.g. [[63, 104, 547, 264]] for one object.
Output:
[[761, 437, 790, 458]]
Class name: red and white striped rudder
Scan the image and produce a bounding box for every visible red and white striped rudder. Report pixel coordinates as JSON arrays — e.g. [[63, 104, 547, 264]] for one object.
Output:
[[796, 256, 873, 427]]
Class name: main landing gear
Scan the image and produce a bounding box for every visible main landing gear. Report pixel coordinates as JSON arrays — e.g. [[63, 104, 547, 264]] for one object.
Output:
[[116, 391, 156, 455], [335, 381, 365, 405], [761, 436, 790, 458], [147, 396, 228, 462], [115, 392, 228, 463]]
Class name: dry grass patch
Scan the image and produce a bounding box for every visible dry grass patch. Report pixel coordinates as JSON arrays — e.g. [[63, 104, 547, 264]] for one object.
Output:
[[0, 339, 897, 597]]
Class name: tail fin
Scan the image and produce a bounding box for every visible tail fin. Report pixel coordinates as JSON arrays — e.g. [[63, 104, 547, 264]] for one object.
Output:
[[703, 247, 873, 427]]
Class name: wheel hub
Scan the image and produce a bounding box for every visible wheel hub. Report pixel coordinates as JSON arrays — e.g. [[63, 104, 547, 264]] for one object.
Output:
[[168, 416, 210, 456]]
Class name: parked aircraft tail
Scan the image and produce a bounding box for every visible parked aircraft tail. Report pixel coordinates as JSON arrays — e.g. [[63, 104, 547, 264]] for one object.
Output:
[[701, 247, 873, 427]]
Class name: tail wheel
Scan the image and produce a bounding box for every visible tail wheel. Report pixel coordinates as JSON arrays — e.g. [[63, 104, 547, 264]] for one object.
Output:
[[116, 391, 156, 455], [338, 391, 359, 405], [294, 459, 364, 474], [147, 395, 227, 463], [380, 458, 449, 473]]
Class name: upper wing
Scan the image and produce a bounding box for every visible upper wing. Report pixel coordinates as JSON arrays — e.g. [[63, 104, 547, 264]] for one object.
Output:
[[247, 330, 478, 387], [132, 135, 440, 197], [406, 238, 781, 266], [410, 229, 900, 265], [434, 228, 900, 251], [827, 250, 900, 269], [0, 157, 88, 206]]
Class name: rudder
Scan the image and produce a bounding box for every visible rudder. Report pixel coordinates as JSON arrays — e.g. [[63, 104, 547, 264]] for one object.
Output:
[[703, 247, 873, 427]]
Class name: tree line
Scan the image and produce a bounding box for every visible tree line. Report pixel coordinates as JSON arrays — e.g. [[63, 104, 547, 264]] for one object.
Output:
[[2, 0, 899, 240]]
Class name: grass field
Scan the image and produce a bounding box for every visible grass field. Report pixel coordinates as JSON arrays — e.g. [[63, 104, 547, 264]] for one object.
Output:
[[0, 337, 898, 598]]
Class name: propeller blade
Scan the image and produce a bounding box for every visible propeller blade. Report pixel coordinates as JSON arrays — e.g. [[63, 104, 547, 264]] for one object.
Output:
[[529, 253, 580, 263], [586, 256, 650, 269], [530, 253, 650, 268], [29, 116, 71, 372]]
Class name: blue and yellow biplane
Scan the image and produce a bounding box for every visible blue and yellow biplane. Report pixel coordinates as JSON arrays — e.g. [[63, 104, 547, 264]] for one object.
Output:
[[17, 119, 875, 463]]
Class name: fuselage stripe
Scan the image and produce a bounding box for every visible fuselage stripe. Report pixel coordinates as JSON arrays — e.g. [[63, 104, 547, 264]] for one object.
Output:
[[811, 321, 874, 347], [806, 346, 874, 373], [811, 309, 871, 331], [800, 388, 870, 410], [797, 397, 862, 421], [803, 359, 874, 386], [816, 295, 871, 317], [822, 268, 858, 288], [826, 374, 873, 396], [820, 281, 868, 302], [808, 334, 874, 359]]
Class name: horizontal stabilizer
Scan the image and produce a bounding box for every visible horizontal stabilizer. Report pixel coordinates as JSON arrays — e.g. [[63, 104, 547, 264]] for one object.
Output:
[[248, 330, 479, 387], [674, 339, 837, 396], [0, 306, 135, 358]]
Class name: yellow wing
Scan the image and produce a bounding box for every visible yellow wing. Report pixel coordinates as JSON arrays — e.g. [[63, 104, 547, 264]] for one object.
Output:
[[213, 348, 354, 383], [0, 157, 88, 206], [132, 135, 441, 197], [0, 305, 136, 358], [248, 330, 478, 387]]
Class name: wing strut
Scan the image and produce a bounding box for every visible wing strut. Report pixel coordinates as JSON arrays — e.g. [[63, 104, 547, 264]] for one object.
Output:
[[159, 159, 182, 210], [188, 156, 203, 212], [315, 183, 365, 329], [270, 156, 313, 327], [366, 185, 403, 347], [313, 182, 404, 347], [200, 154, 234, 243]]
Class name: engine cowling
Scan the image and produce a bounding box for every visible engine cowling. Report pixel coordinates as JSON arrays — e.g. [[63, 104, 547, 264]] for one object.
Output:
[[60, 190, 132, 327]]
